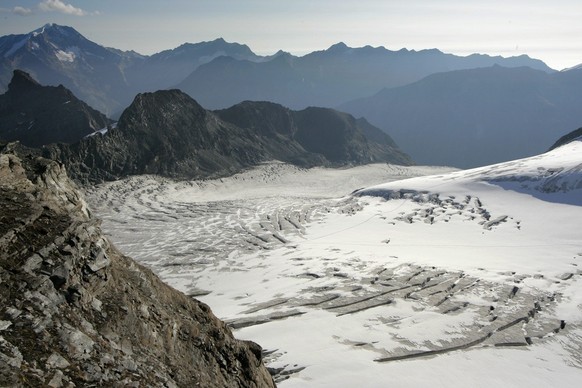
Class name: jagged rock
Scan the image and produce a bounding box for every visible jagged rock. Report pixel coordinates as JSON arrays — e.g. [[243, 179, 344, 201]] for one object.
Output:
[[2, 73, 412, 184], [0, 149, 275, 387], [47, 370, 64, 388], [0, 70, 112, 147]]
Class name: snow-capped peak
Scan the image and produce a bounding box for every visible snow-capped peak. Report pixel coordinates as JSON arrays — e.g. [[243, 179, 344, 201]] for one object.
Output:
[[32, 23, 55, 36], [1, 24, 81, 59]]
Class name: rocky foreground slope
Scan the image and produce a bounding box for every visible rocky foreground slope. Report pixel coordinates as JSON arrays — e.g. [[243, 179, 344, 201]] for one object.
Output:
[[0, 145, 275, 387]]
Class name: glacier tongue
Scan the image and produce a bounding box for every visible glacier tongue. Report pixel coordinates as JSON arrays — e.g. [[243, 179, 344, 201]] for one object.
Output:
[[88, 148, 582, 387]]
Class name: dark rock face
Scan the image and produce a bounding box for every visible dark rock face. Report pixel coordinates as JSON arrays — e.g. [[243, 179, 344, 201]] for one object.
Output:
[[549, 127, 582, 150], [45, 92, 412, 184], [216, 101, 411, 166], [44, 90, 273, 183], [0, 70, 111, 147], [293, 107, 392, 164], [0, 146, 275, 387], [226, 102, 411, 166]]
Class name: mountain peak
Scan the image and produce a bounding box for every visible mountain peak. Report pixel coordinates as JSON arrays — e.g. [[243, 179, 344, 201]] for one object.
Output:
[[31, 23, 79, 38], [8, 69, 41, 92], [274, 49, 291, 56], [327, 42, 349, 52], [31, 23, 54, 34], [1, 70, 111, 147]]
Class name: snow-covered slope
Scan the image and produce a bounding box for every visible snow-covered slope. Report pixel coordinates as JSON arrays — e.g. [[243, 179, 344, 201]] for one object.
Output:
[[359, 137, 582, 205], [88, 141, 582, 387]]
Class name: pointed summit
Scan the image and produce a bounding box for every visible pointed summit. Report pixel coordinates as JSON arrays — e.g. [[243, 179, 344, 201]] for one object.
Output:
[[0, 71, 111, 147], [32, 23, 80, 37], [8, 69, 42, 92], [0, 24, 140, 115]]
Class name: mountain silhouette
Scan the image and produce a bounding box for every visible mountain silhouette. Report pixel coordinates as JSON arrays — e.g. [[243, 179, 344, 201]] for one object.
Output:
[[176, 42, 553, 110], [0, 70, 111, 147], [1, 24, 553, 116], [340, 65, 582, 168]]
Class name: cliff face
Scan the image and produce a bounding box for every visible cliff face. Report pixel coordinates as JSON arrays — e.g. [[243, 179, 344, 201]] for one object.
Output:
[[0, 146, 275, 387]]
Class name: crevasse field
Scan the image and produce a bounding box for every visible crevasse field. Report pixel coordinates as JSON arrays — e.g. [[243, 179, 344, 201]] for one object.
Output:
[[87, 140, 582, 387]]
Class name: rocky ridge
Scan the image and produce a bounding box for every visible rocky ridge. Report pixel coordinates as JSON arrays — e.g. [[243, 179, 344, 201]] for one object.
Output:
[[215, 100, 411, 165], [44, 90, 412, 184], [0, 70, 112, 147], [0, 145, 275, 387]]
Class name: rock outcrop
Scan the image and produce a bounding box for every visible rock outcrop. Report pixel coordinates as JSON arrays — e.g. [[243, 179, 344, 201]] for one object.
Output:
[[0, 70, 112, 147], [0, 145, 275, 387]]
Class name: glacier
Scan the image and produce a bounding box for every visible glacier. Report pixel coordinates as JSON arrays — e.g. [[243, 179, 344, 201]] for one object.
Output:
[[87, 140, 582, 387]]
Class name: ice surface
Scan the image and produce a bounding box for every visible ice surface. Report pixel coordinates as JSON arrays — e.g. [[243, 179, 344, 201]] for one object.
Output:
[[87, 145, 582, 387]]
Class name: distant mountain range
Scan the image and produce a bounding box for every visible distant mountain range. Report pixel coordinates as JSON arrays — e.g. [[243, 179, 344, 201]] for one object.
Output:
[[0, 24, 266, 115], [0, 24, 555, 115], [340, 65, 582, 168], [0, 24, 138, 116], [2, 24, 582, 169], [176, 43, 553, 110]]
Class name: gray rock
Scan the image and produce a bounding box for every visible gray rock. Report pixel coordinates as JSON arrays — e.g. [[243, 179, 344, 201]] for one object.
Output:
[[87, 249, 110, 272], [46, 353, 71, 369], [59, 326, 94, 359], [23, 254, 43, 273], [47, 370, 64, 388]]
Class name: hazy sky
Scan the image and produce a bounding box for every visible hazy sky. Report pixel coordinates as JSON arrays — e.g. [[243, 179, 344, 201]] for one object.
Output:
[[1, 0, 581, 70]]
